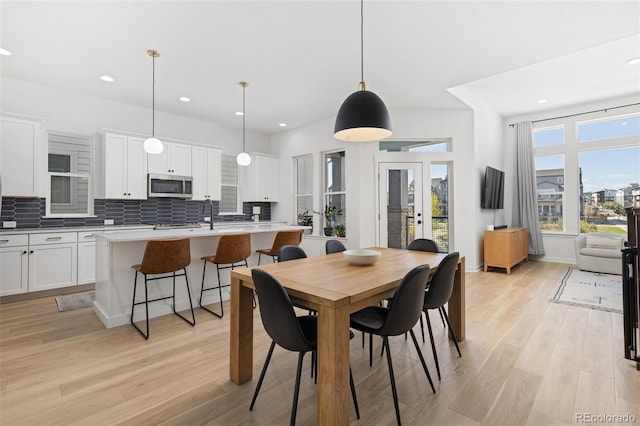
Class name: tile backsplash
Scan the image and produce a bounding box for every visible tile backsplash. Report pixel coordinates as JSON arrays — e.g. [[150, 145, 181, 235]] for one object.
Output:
[[0, 198, 271, 229]]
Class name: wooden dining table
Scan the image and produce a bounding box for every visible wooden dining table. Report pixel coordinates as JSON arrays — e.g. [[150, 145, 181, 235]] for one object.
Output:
[[230, 247, 465, 425]]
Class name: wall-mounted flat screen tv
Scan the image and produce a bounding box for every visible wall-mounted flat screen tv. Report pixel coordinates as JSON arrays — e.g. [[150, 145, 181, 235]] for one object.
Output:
[[481, 165, 505, 209]]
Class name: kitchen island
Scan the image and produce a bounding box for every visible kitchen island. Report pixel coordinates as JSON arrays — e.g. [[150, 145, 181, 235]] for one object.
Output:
[[94, 222, 307, 328]]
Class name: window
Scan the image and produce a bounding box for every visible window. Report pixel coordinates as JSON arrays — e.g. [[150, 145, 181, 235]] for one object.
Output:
[[294, 155, 313, 228], [535, 154, 564, 232], [46, 133, 92, 216], [578, 114, 640, 142], [220, 155, 241, 214], [533, 126, 564, 148], [379, 139, 450, 152], [323, 151, 346, 236]]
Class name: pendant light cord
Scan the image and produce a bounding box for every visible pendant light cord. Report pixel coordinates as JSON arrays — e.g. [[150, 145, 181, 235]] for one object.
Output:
[[242, 83, 246, 152], [360, 0, 364, 85], [151, 54, 155, 138]]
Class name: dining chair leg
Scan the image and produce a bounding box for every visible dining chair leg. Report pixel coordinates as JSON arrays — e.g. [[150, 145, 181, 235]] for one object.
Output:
[[438, 307, 446, 327], [441, 307, 462, 357], [130, 271, 150, 340], [369, 333, 374, 366], [172, 269, 196, 326], [409, 329, 436, 394], [199, 260, 224, 318], [349, 367, 360, 420], [419, 314, 425, 343], [250, 341, 276, 411], [383, 336, 402, 426], [425, 311, 440, 380], [290, 352, 305, 426]]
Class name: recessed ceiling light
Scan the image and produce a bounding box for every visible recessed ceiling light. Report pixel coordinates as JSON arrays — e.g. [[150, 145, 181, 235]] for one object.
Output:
[[99, 75, 114, 82], [626, 57, 640, 65], [0, 48, 11, 56], [279, 123, 287, 127], [537, 99, 547, 104], [235, 111, 244, 116], [179, 96, 190, 102]]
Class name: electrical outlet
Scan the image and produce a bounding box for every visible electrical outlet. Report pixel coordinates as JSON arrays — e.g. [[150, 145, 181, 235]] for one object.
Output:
[[253, 206, 261, 215], [104, 219, 114, 225], [2, 221, 17, 228], [204, 216, 211, 222]]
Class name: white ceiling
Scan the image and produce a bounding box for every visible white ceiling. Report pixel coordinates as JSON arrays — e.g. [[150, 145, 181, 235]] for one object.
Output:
[[1, 1, 639, 135]]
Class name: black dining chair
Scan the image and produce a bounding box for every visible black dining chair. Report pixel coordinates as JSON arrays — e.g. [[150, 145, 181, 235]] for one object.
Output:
[[325, 239, 347, 254], [350, 264, 436, 425], [407, 238, 443, 341], [278, 245, 308, 262], [422, 251, 462, 380], [250, 269, 360, 425]]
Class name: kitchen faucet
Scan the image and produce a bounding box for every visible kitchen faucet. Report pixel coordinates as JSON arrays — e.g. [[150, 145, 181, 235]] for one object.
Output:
[[202, 199, 215, 230]]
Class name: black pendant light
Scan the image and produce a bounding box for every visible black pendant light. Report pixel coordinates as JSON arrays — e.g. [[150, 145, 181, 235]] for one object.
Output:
[[334, 0, 391, 142]]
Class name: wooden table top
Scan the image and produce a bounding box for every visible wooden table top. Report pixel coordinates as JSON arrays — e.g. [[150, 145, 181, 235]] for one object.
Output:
[[230, 247, 449, 310]]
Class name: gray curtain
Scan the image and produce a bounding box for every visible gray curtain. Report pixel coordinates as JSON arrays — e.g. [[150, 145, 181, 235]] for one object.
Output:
[[512, 121, 545, 255]]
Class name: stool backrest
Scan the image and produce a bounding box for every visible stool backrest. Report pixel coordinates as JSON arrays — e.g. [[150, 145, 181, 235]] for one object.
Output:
[[423, 252, 460, 310], [325, 239, 347, 254], [140, 238, 191, 274], [252, 269, 313, 352], [278, 245, 307, 262], [271, 230, 303, 252], [213, 233, 252, 264], [379, 264, 430, 336]]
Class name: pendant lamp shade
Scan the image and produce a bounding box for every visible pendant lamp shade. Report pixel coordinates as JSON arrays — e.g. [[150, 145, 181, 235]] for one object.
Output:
[[334, 0, 391, 142], [334, 86, 392, 142], [236, 81, 251, 166], [144, 49, 164, 154]]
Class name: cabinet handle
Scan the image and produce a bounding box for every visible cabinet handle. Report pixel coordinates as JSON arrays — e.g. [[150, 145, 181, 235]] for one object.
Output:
[[84, 235, 94, 239], [0, 239, 9, 244], [46, 237, 62, 241], [29, 250, 34, 254], [22, 250, 27, 255]]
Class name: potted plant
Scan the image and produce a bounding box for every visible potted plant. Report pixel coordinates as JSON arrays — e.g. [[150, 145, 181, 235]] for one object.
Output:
[[334, 224, 346, 238], [297, 210, 313, 234], [315, 205, 342, 237]]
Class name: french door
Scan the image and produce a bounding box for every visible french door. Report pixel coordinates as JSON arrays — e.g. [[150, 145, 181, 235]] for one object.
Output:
[[378, 162, 424, 248]]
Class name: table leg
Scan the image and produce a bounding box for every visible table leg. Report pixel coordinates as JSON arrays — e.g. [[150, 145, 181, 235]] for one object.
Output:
[[447, 257, 466, 341], [317, 304, 351, 425], [230, 276, 254, 384]]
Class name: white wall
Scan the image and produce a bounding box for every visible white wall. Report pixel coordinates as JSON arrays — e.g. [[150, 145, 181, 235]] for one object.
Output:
[[269, 108, 482, 270], [0, 77, 270, 154]]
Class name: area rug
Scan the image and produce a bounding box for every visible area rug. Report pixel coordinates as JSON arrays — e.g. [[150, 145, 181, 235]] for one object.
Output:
[[550, 268, 622, 313], [55, 291, 95, 312]]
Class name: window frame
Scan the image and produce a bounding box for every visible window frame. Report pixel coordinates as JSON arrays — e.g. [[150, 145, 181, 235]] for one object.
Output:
[[294, 154, 314, 232]]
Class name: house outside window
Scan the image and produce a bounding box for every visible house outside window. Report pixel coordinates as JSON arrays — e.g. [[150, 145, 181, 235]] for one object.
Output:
[[46, 133, 93, 216], [220, 155, 241, 214]]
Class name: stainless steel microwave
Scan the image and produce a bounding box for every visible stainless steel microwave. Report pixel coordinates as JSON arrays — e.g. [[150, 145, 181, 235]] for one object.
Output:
[[148, 174, 193, 199]]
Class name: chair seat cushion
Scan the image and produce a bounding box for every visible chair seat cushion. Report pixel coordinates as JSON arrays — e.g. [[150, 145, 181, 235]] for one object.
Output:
[[579, 247, 621, 259], [256, 248, 277, 256], [585, 235, 623, 250], [350, 306, 388, 334]]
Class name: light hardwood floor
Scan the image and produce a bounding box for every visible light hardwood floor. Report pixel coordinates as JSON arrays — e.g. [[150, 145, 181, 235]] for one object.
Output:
[[1, 260, 638, 425]]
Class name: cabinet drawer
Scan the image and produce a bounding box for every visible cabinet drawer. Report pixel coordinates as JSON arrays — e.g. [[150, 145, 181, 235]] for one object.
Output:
[[0, 234, 29, 247], [78, 231, 102, 242], [29, 232, 78, 245]]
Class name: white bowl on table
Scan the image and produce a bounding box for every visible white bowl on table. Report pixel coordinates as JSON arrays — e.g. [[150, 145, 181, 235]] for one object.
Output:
[[343, 249, 381, 266]]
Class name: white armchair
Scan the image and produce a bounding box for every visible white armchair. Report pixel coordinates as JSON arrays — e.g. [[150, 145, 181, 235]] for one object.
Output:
[[574, 232, 625, 275]]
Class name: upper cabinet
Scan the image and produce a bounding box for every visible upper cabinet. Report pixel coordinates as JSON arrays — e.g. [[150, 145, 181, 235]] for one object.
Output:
[[0, 115, 43, 197], [242, 154, 279, 202], [103, 133, 148, 199], [147, 142, 191, 176], [191, 146, 221, 201]]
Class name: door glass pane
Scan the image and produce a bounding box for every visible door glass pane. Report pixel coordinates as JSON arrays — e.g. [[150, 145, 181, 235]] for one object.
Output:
[[385, 168, 415, 249], [431, 163, 449, 252]]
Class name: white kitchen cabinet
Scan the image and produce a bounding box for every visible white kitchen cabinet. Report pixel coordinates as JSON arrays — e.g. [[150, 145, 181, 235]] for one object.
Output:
[[0, 234, 29, 296], [28, 232, 78, 291], [242, 154, 279, 202], [103, 133, 148, 199], [191, 146, 221, 200], [147, 142, 192, 176], [0, 116, 43, 197], [77, 231, 100, 285]]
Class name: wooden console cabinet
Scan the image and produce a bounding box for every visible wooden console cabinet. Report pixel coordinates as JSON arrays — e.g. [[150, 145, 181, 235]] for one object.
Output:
[[484, 227, 528, 274]]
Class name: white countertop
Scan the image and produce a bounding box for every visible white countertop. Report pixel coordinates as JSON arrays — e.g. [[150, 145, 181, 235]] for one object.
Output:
[[95, 222, 307, 243]]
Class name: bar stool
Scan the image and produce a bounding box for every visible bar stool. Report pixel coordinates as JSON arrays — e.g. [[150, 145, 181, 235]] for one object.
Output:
[[130, 238, 196, 340], [200, 233, 252, 318], [256, 229, 303, 265]]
